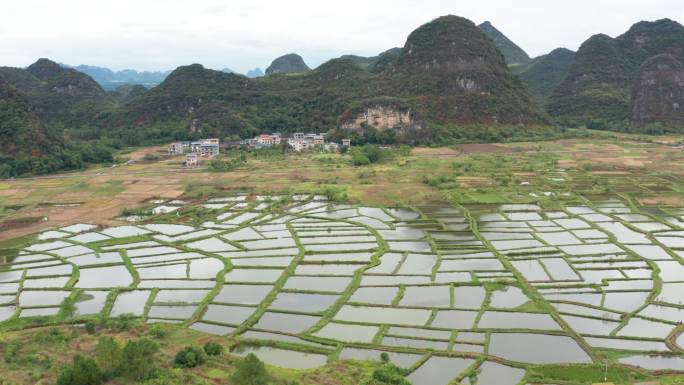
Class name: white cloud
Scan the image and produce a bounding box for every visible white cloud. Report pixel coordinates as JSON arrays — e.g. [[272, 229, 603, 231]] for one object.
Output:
[[1, 0, 682, 72]]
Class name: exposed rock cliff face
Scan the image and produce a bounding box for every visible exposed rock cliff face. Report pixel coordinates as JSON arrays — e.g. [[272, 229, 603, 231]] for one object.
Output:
[[632, 54, 684, 125], [341, 105, 422, 140], [342, 106, 415, 131]]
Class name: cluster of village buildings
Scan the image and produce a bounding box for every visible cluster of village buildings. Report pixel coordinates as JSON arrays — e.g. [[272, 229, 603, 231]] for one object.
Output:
[[241, 133, 351, 153], [169, 133, 351, 167]]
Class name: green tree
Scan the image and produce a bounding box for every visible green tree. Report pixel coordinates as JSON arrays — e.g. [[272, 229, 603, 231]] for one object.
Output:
[[0, 164, 11, 179], [95, 336, 122, 377], [56, 355, 103, 385], [59, 296, 77, 319], [120, 338, 159, 381], [230, 353, 271, 385]]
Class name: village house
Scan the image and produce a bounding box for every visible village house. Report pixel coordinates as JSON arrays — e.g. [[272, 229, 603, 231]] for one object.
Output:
[[168, 141, 189, 155], [287, 137, 311, 152], [186, 153, 199, 167], [324, 142, 340, 152], [190, 138, 220, 157], [257, 133, 282, 146], [169, 139, 220, 157]]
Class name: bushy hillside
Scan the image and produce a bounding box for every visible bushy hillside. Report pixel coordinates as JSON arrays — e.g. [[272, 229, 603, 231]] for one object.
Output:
[[265, 53, 311, 75], [479, 21, 531, 66], [0, 58, 113, 127], [0, 77, 113, 177], [0, 60, 118, 177], [385, 15, 546, 125], [548, 19, 684, 127], [516, 48, 576, 107], [112, 15, 546, 145], [9, 15, 684, 178]]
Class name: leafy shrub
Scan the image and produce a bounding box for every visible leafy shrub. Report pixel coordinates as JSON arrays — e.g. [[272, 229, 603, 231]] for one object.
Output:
[[110, 313, 138, 331], [84, 321, 96, 334], [371, 364, 411, 385], [351, 152, 371, 166], [173, 346, 207, 368], [143, 153, 160, 161], [422, 175, 457, 189], [322, 186, 348, 203], [4, 341, 20, 363], [57, 355, 103, 385], [230, 353, 271, 385], [203, 342, 224, 356], [35, 328, 67, 345], [148, 324, 168, 339], [209, 152, 247, 172], [350, 144, 393, 166]]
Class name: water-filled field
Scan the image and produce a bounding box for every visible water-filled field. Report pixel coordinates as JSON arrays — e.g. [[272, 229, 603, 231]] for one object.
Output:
[[2, 193, 684, 384]]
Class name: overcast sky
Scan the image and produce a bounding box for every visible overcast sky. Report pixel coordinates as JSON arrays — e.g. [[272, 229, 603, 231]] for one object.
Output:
[[2, 0, 682, 73]]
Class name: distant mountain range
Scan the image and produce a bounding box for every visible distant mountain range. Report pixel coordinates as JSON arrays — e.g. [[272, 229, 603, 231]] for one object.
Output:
[[64, 64, 266, 90], [60, 64, 171, 90], [246, 68, 265, 78], [1, 14, 683, 178]]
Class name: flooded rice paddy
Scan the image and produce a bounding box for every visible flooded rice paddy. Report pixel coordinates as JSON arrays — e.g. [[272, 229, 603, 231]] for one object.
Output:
[[3, 194, 684, 382]]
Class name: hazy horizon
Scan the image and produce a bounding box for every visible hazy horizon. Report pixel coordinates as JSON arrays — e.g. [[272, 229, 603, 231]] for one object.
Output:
[[2, 0, 683, 73]]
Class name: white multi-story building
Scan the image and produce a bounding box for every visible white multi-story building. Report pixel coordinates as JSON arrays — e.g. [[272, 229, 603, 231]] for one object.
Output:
[[170, 139, 219, 157], [190, 139, 220, 157], [168, 142, 189, 155], [287, 138, 311, 152]]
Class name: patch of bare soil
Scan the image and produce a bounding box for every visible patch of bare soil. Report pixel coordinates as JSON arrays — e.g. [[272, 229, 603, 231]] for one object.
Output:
[[639, 195, 684, 207], [590, 171, 632, 176], [127, 145, 168, 161], [457, 176, 493, 188], [411, 147, 461, 156], [0, 216, 46, 231], [453, 143, 508, 154], [558, 160, 578, 168]]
